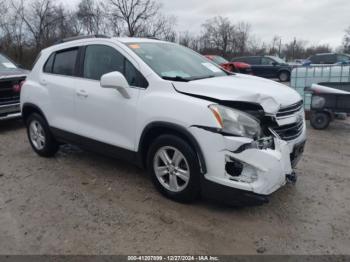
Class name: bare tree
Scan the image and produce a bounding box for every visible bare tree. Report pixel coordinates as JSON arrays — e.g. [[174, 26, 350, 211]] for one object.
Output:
[[139, 14, 177, 41], [76, 0, 108, 35], [0, 0, 27, 62], [232, 21, 251, 55], [268, 35, 281, 56], [108, 0, 160, 37], [343, 26, 350, 53], [179, 31, 192, 47], [18, 0, 61, 50], [201, 16, 235, 56]]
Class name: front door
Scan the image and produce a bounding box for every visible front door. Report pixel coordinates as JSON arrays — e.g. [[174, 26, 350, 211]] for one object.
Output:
[[74, 44, 147, 152]]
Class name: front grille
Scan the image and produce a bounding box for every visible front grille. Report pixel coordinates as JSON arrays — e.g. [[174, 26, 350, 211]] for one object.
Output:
[[276, 101, 303, 118], [269, 100, 305, 141], [0, 79, 23, 106], [271, 120, 304, 141]]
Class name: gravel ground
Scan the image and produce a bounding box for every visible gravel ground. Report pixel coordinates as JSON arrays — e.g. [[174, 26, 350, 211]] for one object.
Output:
[[0, 118, 349, 255]]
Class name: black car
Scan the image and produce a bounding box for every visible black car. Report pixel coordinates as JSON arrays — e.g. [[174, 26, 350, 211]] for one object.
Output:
[[0, 53, 28, 120], [232, 56, 292, 82], [306, 53, 350, 65]]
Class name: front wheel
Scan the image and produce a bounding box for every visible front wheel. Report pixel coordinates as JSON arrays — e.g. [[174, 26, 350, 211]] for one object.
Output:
[[147, 135, 201, 203], [26, 113, 59, 157]]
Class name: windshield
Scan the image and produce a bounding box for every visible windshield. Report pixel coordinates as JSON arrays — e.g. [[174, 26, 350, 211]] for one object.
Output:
[[270, 56, 287, 64], [0, 54, 18, 71], [126, 42, 227, 81], [211, 56, 229, 65]]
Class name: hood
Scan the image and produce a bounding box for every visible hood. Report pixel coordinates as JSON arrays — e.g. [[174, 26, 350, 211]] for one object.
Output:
[[0, 68, 29, 80], [173, 74, 301, 114]]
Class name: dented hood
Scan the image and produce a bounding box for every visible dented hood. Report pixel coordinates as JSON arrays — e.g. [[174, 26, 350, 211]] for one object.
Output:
[[173, 74, 302, 114]]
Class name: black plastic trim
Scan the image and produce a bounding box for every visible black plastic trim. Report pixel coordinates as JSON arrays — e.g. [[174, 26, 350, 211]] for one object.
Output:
[[139, 121, 207, 174], [21, 103, 48, 123], [50, 127, 142, 167], [201, 177, 269, 206]]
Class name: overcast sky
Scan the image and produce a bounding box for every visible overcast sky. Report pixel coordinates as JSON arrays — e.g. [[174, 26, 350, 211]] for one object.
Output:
[[63, 0, 349, 48]]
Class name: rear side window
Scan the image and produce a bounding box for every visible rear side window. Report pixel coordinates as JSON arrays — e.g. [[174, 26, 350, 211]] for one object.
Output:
[[261, 57, 274, 65], [321, 55, 336, 64], [43, 53, 55, 73], [52, 48, 78, 76]]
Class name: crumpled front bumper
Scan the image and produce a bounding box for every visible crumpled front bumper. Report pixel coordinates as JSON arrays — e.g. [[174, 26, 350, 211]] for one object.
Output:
[[191, 125, 306, 204]]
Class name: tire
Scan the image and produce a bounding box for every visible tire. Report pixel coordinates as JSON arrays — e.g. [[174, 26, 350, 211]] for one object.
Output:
[[278, 71, 290, 82], [310, 112, 331, 130], [147, 135, 201, 203], [26, 113, 59, 157]]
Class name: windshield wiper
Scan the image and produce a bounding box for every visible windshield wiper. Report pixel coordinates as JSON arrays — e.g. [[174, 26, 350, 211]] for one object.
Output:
[[162, 76, 190, 82], [189, 75, 216, 81]]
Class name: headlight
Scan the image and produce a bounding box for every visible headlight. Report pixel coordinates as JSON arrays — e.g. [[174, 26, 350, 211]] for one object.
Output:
[[209, 105, 261, 138]]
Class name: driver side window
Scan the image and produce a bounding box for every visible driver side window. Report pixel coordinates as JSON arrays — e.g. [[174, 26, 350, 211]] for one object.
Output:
[[83, 45, 148, 88], [261, 57, 274, 65]]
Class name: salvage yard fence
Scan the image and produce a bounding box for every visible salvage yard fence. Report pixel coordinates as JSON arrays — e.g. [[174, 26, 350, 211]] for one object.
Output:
[[290, 65, 350, 110]]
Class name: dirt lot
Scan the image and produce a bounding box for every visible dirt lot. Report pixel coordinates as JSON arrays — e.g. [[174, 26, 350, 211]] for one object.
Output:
[[0, 119, 350, 255]]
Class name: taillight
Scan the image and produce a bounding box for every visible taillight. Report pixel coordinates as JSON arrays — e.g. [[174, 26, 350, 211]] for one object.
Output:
[[13, 80, 25, 93]]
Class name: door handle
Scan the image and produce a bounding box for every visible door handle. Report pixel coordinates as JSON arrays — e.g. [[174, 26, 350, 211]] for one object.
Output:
[[76, 90, 88, 98]]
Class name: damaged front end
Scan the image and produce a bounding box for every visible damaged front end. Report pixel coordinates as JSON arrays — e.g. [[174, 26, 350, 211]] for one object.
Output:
[[190, 100, 306, 206]]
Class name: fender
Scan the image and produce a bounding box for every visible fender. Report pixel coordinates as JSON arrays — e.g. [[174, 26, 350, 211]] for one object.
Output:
[[21, 103, 48, 123], [138, 121, 207, 174]]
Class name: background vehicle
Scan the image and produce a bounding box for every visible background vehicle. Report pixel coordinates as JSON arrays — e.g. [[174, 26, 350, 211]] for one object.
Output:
[[232, 55, 292, 82], [310, 83, 350, 129], [306, 53, 350, 65], [21, 36, 306, 206], [204, 55, 252, 74], [0, 53, 28, 120]]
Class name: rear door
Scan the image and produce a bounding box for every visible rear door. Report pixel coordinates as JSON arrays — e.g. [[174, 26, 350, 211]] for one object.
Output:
[[73, 43, 147, 152], [257, 57, 278, 78], [248, 56, 273, 78], [41, 48, 79, 133]]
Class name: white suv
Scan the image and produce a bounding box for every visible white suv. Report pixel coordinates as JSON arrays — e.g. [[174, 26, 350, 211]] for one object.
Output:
[[21, 36, 306, 205]]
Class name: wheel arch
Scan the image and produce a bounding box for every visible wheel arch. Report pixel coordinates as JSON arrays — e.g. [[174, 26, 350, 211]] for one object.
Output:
[[22, 103, 48, 124], [278, 69, 291, 75], [138, 122, 207, 174]]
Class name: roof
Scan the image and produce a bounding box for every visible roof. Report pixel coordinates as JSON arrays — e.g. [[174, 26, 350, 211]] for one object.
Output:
[[115, 37, 166, 43], [42, 36, 168, 53]]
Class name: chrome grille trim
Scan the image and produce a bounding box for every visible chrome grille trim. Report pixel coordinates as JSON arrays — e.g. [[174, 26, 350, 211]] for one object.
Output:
[[271, 120, 304, 141], [271, 100, 305, 141], [276, 101, 303, 118]]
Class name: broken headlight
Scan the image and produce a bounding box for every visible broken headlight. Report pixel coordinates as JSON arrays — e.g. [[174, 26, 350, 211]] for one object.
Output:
[[209, 105, 261, 139]]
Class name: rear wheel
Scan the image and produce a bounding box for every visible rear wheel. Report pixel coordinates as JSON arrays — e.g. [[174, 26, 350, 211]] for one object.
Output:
[[26, 113, 59, 157], [147, 135, 201, 203], [278, 71, 290, 82], [310, 112, 331, 130]]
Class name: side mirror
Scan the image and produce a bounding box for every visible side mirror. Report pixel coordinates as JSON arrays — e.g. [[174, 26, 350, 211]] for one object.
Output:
[[272, 62, 278, 66], [100, 71, 130, 98]]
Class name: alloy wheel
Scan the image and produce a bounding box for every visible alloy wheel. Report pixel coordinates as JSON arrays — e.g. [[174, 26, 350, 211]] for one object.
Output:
[[153, 146, 190, 192], [29, 120, 46, 150]]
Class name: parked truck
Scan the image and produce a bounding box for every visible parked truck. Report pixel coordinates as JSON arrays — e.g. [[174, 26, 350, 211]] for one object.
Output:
[[0, 53, 28, 120]]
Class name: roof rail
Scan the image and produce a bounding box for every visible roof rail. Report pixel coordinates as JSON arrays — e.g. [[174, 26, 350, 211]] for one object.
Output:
[[54, 35, 110, 45]]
